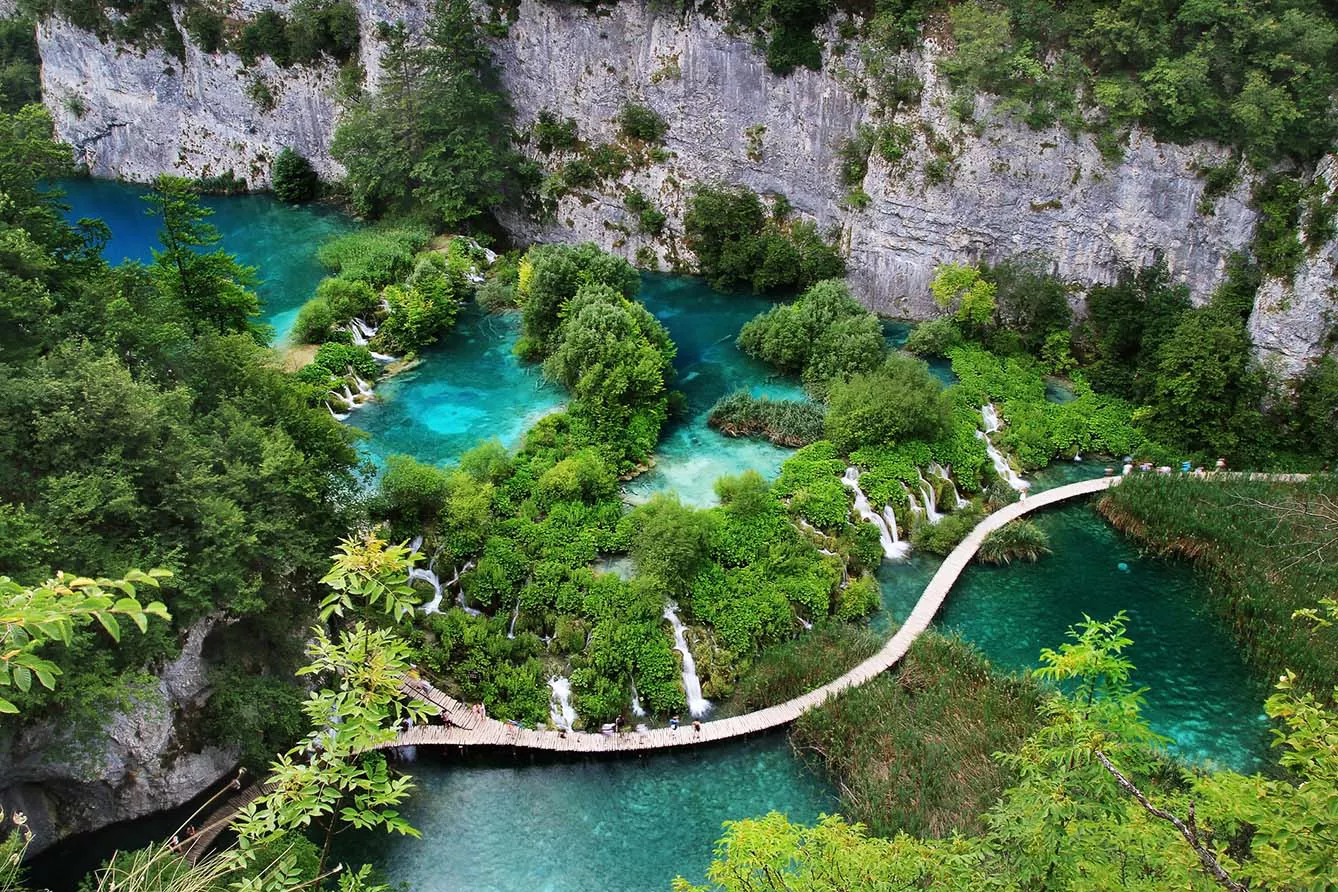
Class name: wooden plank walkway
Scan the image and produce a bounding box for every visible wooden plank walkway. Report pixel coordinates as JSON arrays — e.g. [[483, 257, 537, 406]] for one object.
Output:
[[181, 779, 279, 863], [379, 476, 1122, 755]]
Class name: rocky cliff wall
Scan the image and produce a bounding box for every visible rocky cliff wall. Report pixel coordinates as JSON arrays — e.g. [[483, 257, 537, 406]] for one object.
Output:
[[0, 617, 238, 854], [32, 0, 1335, 366]]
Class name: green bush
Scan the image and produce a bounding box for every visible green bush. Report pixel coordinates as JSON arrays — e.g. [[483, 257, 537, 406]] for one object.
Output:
[[183, 5, 225, 53], [903, 317, 964, 357], [733, 623, 881, 711], [0, 18, 40, 113], [910, 507, 984, 555], [311, 341, 378, 379], [271, 147, 319, 203], [315, 276, 378, 321], [616, 101, 668, 143], [316, 226, 432, 286], [377, 281, 460, 355], [533, 109, 579, 153], [291, 297, 336, 344], [774, 441, 850, 530], [684, 183, 844, 293], [824, 354, 953, 454], [737, 279, 883, 391], [238, 10, 292, 66]]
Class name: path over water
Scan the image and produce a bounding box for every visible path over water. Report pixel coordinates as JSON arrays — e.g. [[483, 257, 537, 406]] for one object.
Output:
[[384, 476, 1120, 753]]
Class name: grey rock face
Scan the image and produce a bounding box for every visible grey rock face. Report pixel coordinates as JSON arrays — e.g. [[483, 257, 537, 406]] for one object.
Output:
[[1249, 156, 1337, 379], [31, 0, 1335, 361], [0, 616, 237, 854]]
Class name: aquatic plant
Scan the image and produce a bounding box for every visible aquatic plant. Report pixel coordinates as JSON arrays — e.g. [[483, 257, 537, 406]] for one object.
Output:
[[707, 391, 826, 446], [977, 519, 1052, 564]]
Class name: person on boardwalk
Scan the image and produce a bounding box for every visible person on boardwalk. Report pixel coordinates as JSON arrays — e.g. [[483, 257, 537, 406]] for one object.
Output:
[[670, 715, 679, 730], [614, 715, 624, 733], [692, 719, 701, 734]]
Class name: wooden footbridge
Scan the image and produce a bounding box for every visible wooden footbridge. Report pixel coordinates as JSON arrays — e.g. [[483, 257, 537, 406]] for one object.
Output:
[[185, 469, 1323, 856], [380, 475, 1121, 754]]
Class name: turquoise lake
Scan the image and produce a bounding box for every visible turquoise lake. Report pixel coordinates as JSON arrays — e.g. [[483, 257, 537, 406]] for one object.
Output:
[[46, 179, 1277, 891]]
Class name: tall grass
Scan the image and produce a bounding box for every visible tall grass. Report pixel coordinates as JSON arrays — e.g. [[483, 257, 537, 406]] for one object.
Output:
[[791, 632, 1044, 838], [1098, 473, 1338, 695], [707, 391, 825, 447], [977, 519, 1052, 564], [730, 623, 882, 712], [316, 225, 432, 287]]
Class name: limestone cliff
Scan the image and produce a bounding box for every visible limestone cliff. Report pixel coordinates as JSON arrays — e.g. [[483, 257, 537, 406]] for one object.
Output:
[[31, 0, 1335, 365], [0, 617, 237, 854]]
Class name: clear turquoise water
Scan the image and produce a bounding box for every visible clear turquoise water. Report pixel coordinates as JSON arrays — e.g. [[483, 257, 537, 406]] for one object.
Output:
[[336, 740, 836, 892], [47, 180, 1274, 889], [939, 501, 1272, 773], [57, 178, 354, 342]]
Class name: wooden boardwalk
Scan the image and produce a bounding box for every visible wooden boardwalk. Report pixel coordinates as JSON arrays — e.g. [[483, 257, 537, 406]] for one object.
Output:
[[380, 475, 1122, 754], [181, 779, 279, 863]]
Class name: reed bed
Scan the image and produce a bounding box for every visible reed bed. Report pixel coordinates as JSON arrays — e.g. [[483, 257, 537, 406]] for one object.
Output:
[[1097, 473, 1338, 695]]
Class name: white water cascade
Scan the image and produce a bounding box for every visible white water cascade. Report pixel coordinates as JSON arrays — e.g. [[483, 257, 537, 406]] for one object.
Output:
[[408, 536, 479, 615], [327, 403, 349, 422], [880, 504, 910, 558], [918, 471, 944, 525], [548, 676, 578, 732], [506, 599, 521, 638], [931, 461, 970, 509], [978, 404, 1030, 493], [842, 467, 908, 559], [630, 679, 646, 718], [904, 485, 923, 520], [663, 603, 712, 717]]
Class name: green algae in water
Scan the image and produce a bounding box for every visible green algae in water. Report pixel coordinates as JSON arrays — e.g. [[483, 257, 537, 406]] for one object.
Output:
[[938, 500, 1272, 773], [337, 739, 836, 892], [57, 178, 354, 341]]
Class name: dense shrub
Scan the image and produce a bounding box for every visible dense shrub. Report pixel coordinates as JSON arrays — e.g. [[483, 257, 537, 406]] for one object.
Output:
[[316, 226, 432, 286], [516, 241, 640, 358], [311, 341, 378, 379], [824, 354, 953, 454], [727, 0, 833, 75], [0, 18, 40, 113], [616, 101, 668, 143], [732, 623, 881, 711], [737, 278, 884, 393], [291, 296, 336, 344], [773, 441, 850, 530], [315, 276, 378, 321], [683, 183, 844, 293], [910, 507, 984, 555], [182, 5, 225, 53], [903, 317, 964, 357], [271, 147, 319, 203], [532, 108, 579, 153]]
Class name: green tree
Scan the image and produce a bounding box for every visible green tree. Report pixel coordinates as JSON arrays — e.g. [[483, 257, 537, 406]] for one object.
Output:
[[629, 494, 715, 597], [330, 0, 521, 226], [271, 148, 320, 203], [824, 354, 952, 453], [145, 175, 261, 338], [930, 262, 996, 330]]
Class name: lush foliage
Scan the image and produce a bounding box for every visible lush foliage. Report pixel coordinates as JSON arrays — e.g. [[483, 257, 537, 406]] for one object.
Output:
[[824, 354, 953, 454], [736, 278, 884, 394], [330, 0, 525, 227], [270, 147, 320, 203], [236, 0, 361, 68], [683, 184, 844, 293], [731, 622, 882, 712], [791, 632, 1044, 837], [0, 118, 360, 736], [0, 17, 40, 112], [681, 613, 1338, 891], [316, 226, 433, 287]]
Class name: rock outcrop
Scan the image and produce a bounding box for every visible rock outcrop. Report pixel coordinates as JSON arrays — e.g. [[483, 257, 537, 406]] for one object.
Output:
[[31, 0, 1335, 358], [0, 616, 237, 854]]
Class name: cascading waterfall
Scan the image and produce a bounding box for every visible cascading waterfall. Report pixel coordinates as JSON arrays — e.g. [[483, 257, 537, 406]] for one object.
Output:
[[842, 467, 908, 559], [408, 536, 479, 615], [904, 485, 923, 520], [548, 676, 578, 732], [629, 679, 646, 718], [663, 603, 712, 717], [918, 471, 943, 525], [327, 403, 349, 421], [880, 504, 909, 558], [931, 461, 970, 509], [506, 599, 521, 638], [978, 404, 1030, 493]]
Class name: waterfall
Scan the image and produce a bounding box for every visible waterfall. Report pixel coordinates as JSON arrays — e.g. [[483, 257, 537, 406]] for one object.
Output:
[[630, 679, 646, 718], [663, 603, 712, 717], [842, 467, 905, 559], [918, 471, 943, 525], [981, 403, 1001, 434], [339, 384, 356, 406], [352, 373, 375, 401], [326, 403, 349, 422], [931, 461, 970, 509], [880, 503, 910, 559], [548, 676, 578, 732], [797, 616, 813, 631], [409, 537, 479, 616], [978, 404, 1030, 493], [506, 599, 520, 638], [905, 485, 923, 520]]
